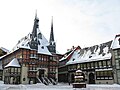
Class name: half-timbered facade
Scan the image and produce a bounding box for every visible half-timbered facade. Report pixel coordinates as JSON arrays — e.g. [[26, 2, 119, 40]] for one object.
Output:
[[59, 35, 120, 84], [0, 47, 9, 81]]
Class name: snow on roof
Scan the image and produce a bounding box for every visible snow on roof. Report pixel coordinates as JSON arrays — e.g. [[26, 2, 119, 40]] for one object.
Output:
[[0, 47, 9, 53], [111, 34, 120, 49], [95, 68, 112, 71], [11, 29, 52, 56], [38, 45, 52, 55], [5, 58, 21, 68], [76, 70, 82, 73], [37, 28, 52, 55], [74, 76, 83, 78], [37, 28, 49, 46], [59, 46, 81, 62], [59, 47, 77, 61], [11, 33, 31, 52], [66, 41, 112, 65]]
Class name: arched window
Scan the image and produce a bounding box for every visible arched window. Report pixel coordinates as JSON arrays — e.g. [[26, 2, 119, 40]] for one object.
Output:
[[38, 33, 42, 39]]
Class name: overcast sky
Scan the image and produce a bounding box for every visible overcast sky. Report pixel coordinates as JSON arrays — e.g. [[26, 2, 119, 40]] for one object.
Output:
[[0, 0, 120, 54]]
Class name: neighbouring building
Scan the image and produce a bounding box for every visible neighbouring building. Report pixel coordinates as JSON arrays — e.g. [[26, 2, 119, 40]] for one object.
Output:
[[0, 47, 9, 81], [58, 34, 120, 84], [0, 14, 62, 84]]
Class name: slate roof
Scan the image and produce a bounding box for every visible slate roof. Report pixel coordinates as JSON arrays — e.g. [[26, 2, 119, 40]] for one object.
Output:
[[11, 16, 52, 56], [111, 34, 120, 49], [65, 34, 120, 65], [66, 41, 112, 65], [0, 47, 9, 53]]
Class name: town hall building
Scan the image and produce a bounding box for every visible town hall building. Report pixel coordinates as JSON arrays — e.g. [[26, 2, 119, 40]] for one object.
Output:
[[0, 14, 62, 84]]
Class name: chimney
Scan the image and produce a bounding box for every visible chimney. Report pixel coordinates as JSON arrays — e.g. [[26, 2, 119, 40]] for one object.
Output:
[[72, 46, 75, 50]]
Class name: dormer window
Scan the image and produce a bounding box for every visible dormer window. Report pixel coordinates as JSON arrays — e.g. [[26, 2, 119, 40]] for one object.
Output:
[[118, 38, 120, 45], [38, 40, 40, 45], [41, 46, 44, 49], [72, 58, 75, 61], [38, 33, 42, 39], [102, 53, 105, 56], [89, 56, 92, 58]]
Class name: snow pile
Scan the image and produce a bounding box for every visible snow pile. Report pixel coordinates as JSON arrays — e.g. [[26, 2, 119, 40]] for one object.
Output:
[[0, 83, 120, 90], [76, 70, 82, 73]]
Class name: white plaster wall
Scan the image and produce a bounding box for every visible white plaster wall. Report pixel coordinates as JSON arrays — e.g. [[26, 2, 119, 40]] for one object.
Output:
[[21, 65, 28, 84], [56, 67, 58, 82], [96, 80, 114, 84]]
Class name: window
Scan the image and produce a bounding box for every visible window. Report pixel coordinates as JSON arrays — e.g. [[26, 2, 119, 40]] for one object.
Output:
[[18, 68, 20, 72], [84, 64, 86, 69], [11, 68, 14, 72], [101, 71, 104, 76], [103, 61, 106, 67], [72, 58, 75, 61], [91, 62, 94, 68], [77, 64, 80, 69], [117, 70, 120, 78], [39, 57, 41, 60], [41, 46, 44, 49], [30, 54, 33, 57], [114, 50, 120, 59], [116, 60, 120, 69], [107, 60, 111, 67], [95, 62, 98, 68], [81, 64, 83, 69], [87, 63, 90, 69], [15, 68, 17, 72], [50, 57, 53, 60], [29, 66, 32, 70], [99, 61, 102, 68], [38, 33, 42, 39], [117, 49, 120, 56], [96, 71, 113, 80]]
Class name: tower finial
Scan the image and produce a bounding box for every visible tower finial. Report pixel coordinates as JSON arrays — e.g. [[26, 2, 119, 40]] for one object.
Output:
[[35, 10, 37, 18], [51, 16, 53, 24], [48, 16, 56, 53], [49, 16, 54, 42]]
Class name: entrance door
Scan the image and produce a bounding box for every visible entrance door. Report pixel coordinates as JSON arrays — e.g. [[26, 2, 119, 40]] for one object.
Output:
[[71, 74, 74, 83], [39, 69, 45, 78], [89, 73, 95, 84]]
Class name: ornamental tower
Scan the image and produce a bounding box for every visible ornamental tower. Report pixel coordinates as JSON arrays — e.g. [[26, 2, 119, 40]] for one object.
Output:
[[29, 13, 39, 50], [48, 16, 56, 53]]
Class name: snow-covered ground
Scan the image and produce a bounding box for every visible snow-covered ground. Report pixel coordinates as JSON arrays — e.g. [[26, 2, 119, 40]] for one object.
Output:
[[0, 82, 120, 90]]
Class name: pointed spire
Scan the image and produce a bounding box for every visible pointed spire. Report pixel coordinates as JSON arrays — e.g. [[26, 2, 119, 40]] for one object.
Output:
[[49, 16, 54, 42], [32, 11, 39, 38], [48, 16, 56, 53], [29, 11, 39, 50], [35, 10, 37, 19]]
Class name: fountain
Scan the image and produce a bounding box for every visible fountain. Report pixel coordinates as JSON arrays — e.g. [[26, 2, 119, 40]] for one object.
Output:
[[72, 70, 86, 88]]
